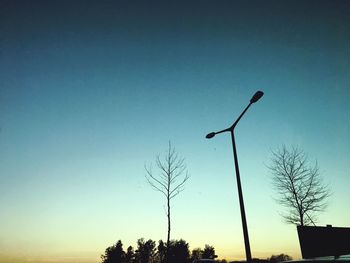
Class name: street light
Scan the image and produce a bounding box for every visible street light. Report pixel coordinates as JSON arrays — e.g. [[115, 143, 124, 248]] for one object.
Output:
[[206, 91, 264, 263]]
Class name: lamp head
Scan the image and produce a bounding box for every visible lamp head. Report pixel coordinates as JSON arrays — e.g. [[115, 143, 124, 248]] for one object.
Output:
[[206, 132, 216, 139], [250, 90, 264, 103]]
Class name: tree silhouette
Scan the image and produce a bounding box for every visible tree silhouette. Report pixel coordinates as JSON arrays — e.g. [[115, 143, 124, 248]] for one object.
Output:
[[268, 254, 292, 262], [125, 246, 135, 263], [268, 145, 331, 226], [145, 142, 190, 260], [156, 240, 167, 263], [202, 244, 217, 259], [168, 239, 190, 263], [190, 248, 202, 261], [101, 240, 125, 263], [135, 238, 156, 263]]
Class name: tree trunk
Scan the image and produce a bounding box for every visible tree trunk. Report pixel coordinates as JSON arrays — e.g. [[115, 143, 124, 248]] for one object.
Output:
[[166, 193, 170, 263], [300, 212, 304, 226]]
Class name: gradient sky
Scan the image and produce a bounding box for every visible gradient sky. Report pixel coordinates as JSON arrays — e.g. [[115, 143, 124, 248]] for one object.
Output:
[[1, 1, 350, 263]]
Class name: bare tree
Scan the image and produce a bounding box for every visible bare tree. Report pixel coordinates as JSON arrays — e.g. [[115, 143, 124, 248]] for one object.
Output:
[[268, 145, 330, 226], [145, 142, 189, 259]]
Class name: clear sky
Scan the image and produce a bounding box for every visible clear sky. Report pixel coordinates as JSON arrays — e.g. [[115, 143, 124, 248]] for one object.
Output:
[[0, 1, 349, 263]]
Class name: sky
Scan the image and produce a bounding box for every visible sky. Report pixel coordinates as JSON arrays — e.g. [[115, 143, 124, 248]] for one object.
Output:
[[0, 0, 350, 263]]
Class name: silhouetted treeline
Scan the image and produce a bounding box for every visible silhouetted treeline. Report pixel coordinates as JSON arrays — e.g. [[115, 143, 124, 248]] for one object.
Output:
[[101, 239, 217, 263], [101, 239, 292, 263], [232, 254, 293, 263]]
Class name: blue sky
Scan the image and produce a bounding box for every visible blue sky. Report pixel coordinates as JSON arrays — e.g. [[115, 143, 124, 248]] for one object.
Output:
[[0, 1, 349, 262]]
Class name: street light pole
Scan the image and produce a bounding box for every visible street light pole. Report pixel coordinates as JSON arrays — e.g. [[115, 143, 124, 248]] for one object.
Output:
[[231, 129, 252, 262], [206, 91, 264, 263]]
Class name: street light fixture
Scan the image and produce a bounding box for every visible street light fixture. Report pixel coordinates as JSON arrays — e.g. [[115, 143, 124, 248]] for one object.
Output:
[[206, 90, 264, 263]]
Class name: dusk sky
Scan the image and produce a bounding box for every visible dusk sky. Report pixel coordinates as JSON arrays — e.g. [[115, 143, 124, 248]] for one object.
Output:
[[1, 1, 350, 263]]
